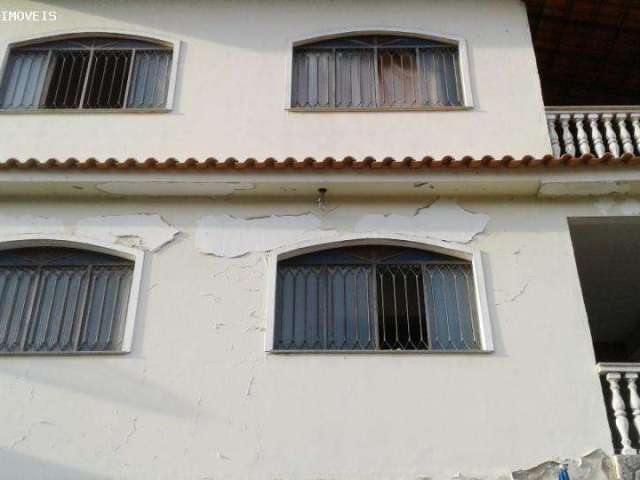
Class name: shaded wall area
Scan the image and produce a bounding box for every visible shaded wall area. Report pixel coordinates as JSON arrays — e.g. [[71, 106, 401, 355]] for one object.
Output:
[[570, 217, 640, 362]]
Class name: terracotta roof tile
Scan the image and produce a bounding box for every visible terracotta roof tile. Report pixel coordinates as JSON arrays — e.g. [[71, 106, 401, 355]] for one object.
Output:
[[1, 154, 640, 171]]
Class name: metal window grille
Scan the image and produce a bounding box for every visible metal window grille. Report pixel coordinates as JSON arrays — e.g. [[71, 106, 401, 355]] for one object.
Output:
[[0, 247, 134, 353], [274, 246, 481, 351], [0, 36, 172, 110], [291, 35, 463, 109]]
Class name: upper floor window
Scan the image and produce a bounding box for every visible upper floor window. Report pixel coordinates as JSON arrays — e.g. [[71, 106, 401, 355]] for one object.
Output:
[[274, 245, 482, 351], [290, 34, 464, 111], [0, 246, 135, 353], [0, 35, 173, 111]]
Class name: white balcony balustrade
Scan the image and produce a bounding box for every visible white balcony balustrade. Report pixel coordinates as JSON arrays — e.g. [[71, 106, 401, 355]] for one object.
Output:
[[597, 363, 640, 455], [546, 108, 640, 158]]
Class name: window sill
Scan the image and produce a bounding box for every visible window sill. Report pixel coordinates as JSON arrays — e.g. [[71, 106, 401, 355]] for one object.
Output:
[[268, 349, 492, 354], [286, 105, 473, 113], [0, 108, 170, 114], [0, 350, 129, 356]]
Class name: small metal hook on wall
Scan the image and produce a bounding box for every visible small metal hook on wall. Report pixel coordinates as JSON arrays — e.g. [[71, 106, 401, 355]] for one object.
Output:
[[316, 188, 328, 209]]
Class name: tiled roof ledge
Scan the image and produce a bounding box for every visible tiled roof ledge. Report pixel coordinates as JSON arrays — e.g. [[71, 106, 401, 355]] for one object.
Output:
[[2, 153, 640, 171], [2, 155, 640, 198]]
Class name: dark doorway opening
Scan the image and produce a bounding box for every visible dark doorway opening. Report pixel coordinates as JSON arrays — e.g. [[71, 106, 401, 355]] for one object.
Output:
[[569, 218, 640, 362]]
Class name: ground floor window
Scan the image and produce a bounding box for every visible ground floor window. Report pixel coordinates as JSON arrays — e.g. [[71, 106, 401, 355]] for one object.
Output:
[[274, 245, 481, 351], [0, 246, 134, 353]]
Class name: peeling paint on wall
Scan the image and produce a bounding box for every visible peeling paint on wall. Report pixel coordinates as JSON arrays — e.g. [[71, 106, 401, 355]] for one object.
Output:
[[195, 214, 337, 257], [512, 450, 613, 480], [0, 214, 180, 252], [75, 214, 179, 252], [354, 199, 489, 243], [0, 215, 65, 237]]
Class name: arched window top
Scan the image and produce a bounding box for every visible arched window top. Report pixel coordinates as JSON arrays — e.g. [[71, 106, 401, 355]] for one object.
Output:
[[273, 244, 484, 352], [295, 33, 456, 49], [11, 34, 170, 52], [0, 244, 139, 354], [0, 245, 132, 266], [0, 33, 176, 111], [289, 31, 470, 110], [279, 244, 466, 266]]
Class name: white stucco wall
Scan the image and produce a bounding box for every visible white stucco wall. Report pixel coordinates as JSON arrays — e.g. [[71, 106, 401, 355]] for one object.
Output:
[[0, 0, 551, 159], [0, 195, 616, 479]]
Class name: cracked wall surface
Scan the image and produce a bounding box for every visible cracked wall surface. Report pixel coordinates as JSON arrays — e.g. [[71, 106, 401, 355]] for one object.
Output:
[[0, 196, 624, 479], [195, 213, 337, 257], [0, 213, 180, 252], [75, 214, 179, 251], [354, 199, 490, 243]]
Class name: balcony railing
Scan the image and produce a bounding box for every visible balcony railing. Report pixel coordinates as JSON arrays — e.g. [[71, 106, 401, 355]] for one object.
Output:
[[597, 363, 640, 455], [546, 107, 640, 158]]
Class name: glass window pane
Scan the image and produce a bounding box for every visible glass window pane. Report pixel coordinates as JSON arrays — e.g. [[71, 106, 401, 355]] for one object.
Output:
[[292, 35, 462, 109], [0, 37, 172, 111], [0, 51, 49, 109], [275, 246, 479, 352], [275, 264, 375, 350], [126, 50, 172, 109], [424, 264, 479, 350], [0, 247, 133, 353]]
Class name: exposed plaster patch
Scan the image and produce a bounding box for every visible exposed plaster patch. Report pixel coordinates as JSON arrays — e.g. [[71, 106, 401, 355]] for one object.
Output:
[[75, 214, 179, 252], [195, 214, 337, 257], [595, 198, 640, 216], [452, 474, 481, 480], [538, 181, 630, 197], [354, 199, 489, 243], [95, 181, 255, 197], [512, 450, 613, 480], [0, 215, 65, 237]]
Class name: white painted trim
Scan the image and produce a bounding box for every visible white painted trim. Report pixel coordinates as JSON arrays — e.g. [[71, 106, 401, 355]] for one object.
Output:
[[597, 363, 640, 374], [0, 28, 181, 111], [283, 26, 474, 110], [264, 233, 493, 353], [0, 234, 145, 354]]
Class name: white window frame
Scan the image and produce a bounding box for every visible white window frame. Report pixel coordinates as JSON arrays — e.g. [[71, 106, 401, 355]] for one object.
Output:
[[0, 234, 145, 354], [0, 28, 181, 113], [284, 26, 475, 112], [264, 234, 492, 353]]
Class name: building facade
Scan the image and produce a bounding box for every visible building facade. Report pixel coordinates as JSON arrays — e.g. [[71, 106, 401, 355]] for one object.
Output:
[[0, 1, 639, 479]]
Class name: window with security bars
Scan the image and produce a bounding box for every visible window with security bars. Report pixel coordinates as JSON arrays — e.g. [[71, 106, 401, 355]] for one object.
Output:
[[274, 246, 481, 351], [0, 247, 134, 353], [291, 35, 464, 110], [0, 36, 173, 110]]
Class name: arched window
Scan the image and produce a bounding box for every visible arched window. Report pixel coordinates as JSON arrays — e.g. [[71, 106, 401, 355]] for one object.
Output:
[[274, 245, 481, 351], [0, 35, 174, 111], [290, 34, 465, 110], [0, 246, 135, 353]]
